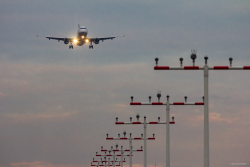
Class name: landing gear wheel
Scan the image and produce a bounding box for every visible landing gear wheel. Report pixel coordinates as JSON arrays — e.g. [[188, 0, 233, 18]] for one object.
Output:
[[69, 43, 74, 49], [89, 45, 93, 49]]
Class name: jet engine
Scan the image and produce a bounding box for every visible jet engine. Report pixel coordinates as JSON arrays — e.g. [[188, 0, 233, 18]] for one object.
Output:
[[93, 38, 99, 44], [64, 38, 69, 44]]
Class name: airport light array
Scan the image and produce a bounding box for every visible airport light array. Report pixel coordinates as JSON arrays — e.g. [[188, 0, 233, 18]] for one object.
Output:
[[96, 145, 132, 167], [130, 94, 203, 167], [92, 157, 124, 167], [89, 51, 249, 167], [106, 132, 154, 167], [101, 144, 143, 167], [115, 115, 175, 167], [152, 54, 250, 167]]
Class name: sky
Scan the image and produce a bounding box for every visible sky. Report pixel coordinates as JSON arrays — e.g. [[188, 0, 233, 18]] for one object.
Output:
[[0, 0, 250, 167]]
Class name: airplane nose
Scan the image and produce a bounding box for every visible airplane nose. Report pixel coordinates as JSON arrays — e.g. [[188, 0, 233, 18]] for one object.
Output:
[[80, 29, 88, 33]]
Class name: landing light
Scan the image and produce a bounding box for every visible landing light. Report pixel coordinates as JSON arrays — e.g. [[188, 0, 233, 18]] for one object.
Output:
[[81, 36, 85, 39], [85, 39, 89, 43], [74, 39, 78, 43]]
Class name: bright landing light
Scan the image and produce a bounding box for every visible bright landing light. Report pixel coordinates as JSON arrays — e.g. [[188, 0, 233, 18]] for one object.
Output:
[[81, 36, 85, 39], [74, 39, 78, 43], [85, 39, 89, 43]]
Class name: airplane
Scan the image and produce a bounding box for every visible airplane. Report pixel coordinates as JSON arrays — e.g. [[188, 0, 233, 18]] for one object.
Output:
[[37, 24, 124, 49]]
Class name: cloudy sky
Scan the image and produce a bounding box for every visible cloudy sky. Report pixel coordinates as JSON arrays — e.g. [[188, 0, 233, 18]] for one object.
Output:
[[0, 1, 250, 167]]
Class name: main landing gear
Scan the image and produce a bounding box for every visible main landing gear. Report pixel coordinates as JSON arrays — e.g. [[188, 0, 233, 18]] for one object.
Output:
[[89, 43, 93, 49], [69, 43, 73, 49]]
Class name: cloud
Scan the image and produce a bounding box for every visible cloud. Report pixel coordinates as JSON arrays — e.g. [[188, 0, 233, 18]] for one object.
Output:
[[193, 112, 239, 124], [1, 1, 250, 167], [0, 92, 6, 97], [0, 58, 249, 166], [0, 110, 79, 127]]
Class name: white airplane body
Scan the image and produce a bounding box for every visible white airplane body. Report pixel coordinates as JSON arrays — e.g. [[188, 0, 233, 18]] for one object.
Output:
[[37, 24, 124, 49]]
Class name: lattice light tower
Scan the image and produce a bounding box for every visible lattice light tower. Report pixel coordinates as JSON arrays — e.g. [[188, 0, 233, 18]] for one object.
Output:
[[153, 52, 250, 167]]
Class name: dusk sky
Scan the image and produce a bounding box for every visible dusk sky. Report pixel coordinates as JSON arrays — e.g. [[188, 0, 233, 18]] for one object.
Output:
[[0, 1, 250, 167]]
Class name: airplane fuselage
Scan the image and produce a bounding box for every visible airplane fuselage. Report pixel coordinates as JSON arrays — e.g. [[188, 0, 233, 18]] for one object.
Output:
[[76, 26, 88, 46]]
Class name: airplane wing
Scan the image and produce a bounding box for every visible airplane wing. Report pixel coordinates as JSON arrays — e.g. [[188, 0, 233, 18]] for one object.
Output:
[[36, 35, 74, 42], [88, 35, 125, 42], [37, 35, 124, 42], [36, 34, 124, 49]]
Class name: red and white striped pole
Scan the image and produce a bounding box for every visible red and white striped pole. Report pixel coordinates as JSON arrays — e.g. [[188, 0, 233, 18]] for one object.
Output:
[[154, 56, 250, 71], [130, 99, 204, 105], [154, 55, 250, 167], [106, 133, 155, 141], [115, 115, 175, 167], [115, 117, 175, 124], [130, 95, 203, 167]]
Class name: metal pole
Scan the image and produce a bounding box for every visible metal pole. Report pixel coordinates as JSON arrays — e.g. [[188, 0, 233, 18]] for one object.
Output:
[[166, 98, 170, 167], [108, 158, 110, 167], [144, 116, 147, 167], [129, 137, 132, 167], [204, 62, 209, 167], [121, 146, 124, 167], [113, 151, 115, 167]]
